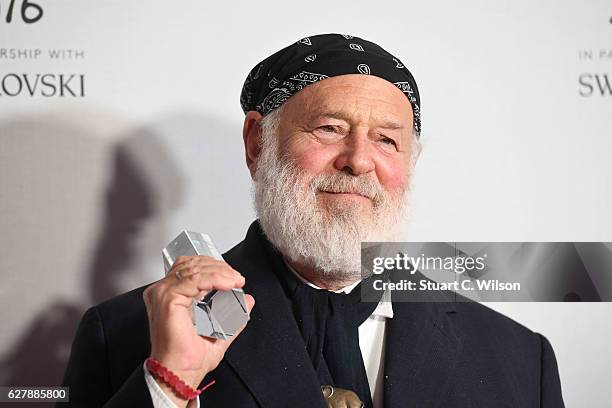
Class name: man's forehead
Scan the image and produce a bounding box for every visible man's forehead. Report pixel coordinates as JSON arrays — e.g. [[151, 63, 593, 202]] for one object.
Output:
[[302, 107, 410, 130], [291, 76, 414, 128]]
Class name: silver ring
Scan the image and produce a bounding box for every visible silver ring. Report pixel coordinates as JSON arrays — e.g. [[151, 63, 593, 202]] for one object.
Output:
[[175, 270, 182, 281], [321, 384, 334, 399]]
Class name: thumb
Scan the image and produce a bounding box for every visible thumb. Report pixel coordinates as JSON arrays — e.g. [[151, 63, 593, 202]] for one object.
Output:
[[244, 294, 255, 313]]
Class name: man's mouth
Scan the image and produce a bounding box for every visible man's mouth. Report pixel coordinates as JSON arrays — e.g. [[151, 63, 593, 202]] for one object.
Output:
[[319, 190, 372, 200]]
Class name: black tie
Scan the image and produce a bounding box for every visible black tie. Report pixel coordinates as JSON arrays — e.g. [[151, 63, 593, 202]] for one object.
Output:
[[290, 274, 386, 408]]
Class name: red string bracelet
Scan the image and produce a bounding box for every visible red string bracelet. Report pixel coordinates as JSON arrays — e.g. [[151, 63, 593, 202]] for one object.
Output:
[[145, 357, 216, 401]]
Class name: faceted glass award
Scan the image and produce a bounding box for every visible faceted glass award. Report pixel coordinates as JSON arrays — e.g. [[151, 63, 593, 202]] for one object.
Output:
[[162, 231, 250, 340]]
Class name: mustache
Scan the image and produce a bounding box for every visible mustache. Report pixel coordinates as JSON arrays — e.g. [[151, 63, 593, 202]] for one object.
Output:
[[308, 172, 385, 202]]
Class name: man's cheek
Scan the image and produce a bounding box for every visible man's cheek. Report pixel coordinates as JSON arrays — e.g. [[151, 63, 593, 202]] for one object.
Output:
[[288, 140, 338, 171], [296, 156, 332, 176], [376, 160, 409, 189]]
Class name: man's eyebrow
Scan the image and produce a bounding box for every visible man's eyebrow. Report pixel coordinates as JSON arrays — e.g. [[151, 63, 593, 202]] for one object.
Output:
[[376, 120, 404, 130], [310, 111, 350, 122], [309, 110, 406, 130]]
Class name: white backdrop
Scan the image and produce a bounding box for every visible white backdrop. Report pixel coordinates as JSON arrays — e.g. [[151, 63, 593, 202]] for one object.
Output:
[[1, 0, 611, 406]]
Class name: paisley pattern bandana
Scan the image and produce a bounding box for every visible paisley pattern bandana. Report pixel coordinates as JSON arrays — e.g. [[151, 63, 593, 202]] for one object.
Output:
[[240, 33, 422, 136]]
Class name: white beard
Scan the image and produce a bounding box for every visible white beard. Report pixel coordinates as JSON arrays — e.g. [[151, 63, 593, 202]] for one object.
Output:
[[252, 113, 413, 284]]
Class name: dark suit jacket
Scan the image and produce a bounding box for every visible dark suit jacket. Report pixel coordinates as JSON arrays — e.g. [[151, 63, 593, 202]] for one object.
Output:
[[61, 221, 565, 407]]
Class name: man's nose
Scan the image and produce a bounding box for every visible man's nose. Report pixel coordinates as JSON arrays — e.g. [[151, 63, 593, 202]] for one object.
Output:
[[333, 135, 375, 176]]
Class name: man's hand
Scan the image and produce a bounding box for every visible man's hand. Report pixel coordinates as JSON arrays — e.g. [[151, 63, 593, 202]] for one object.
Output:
[[143, 256, 255, 407]]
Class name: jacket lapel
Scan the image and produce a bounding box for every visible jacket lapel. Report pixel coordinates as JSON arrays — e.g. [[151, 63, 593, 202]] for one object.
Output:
[[384, 293, 463, 407], [222, 222, 326, 408]]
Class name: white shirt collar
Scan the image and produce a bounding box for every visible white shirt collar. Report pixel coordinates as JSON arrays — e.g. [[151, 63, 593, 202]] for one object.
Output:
[[283, 258, 394, 319]]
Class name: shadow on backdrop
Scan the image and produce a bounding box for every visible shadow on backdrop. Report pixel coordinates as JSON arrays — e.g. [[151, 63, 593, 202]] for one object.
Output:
[[0, 113, 195, 407]]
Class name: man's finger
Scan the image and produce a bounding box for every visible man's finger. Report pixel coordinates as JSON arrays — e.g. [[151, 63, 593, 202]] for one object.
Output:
[[244, 294, 255, 312], [171, 271, 243, 298], [169, 260, 242, 283], [170, 256, 197, 270]]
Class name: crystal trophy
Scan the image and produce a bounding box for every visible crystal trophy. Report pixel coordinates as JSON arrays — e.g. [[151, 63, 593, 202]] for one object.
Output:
[[162, 231, 250, 340]]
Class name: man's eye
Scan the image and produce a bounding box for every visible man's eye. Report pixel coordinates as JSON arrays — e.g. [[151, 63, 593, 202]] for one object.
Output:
[[318, 125, 338, 133], [379, 136, 398, 148]]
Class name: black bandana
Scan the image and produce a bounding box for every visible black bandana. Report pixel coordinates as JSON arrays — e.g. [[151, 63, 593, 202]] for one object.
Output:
[[240, 33, 422, 136]]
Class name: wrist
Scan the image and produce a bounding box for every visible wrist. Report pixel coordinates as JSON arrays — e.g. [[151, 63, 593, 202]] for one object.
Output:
[[145, 357, 215, 404], [149, 353, 208, 387]]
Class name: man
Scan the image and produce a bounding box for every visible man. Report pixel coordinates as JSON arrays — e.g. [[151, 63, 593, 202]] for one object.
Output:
[[62, 34, 564, 407]]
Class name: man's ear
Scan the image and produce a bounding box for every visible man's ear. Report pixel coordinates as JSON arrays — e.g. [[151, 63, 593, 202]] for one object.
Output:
[[243, 111, 263, 178]]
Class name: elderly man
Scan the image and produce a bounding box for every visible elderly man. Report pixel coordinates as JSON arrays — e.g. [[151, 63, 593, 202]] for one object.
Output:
[[62, 34, 564, 408]]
